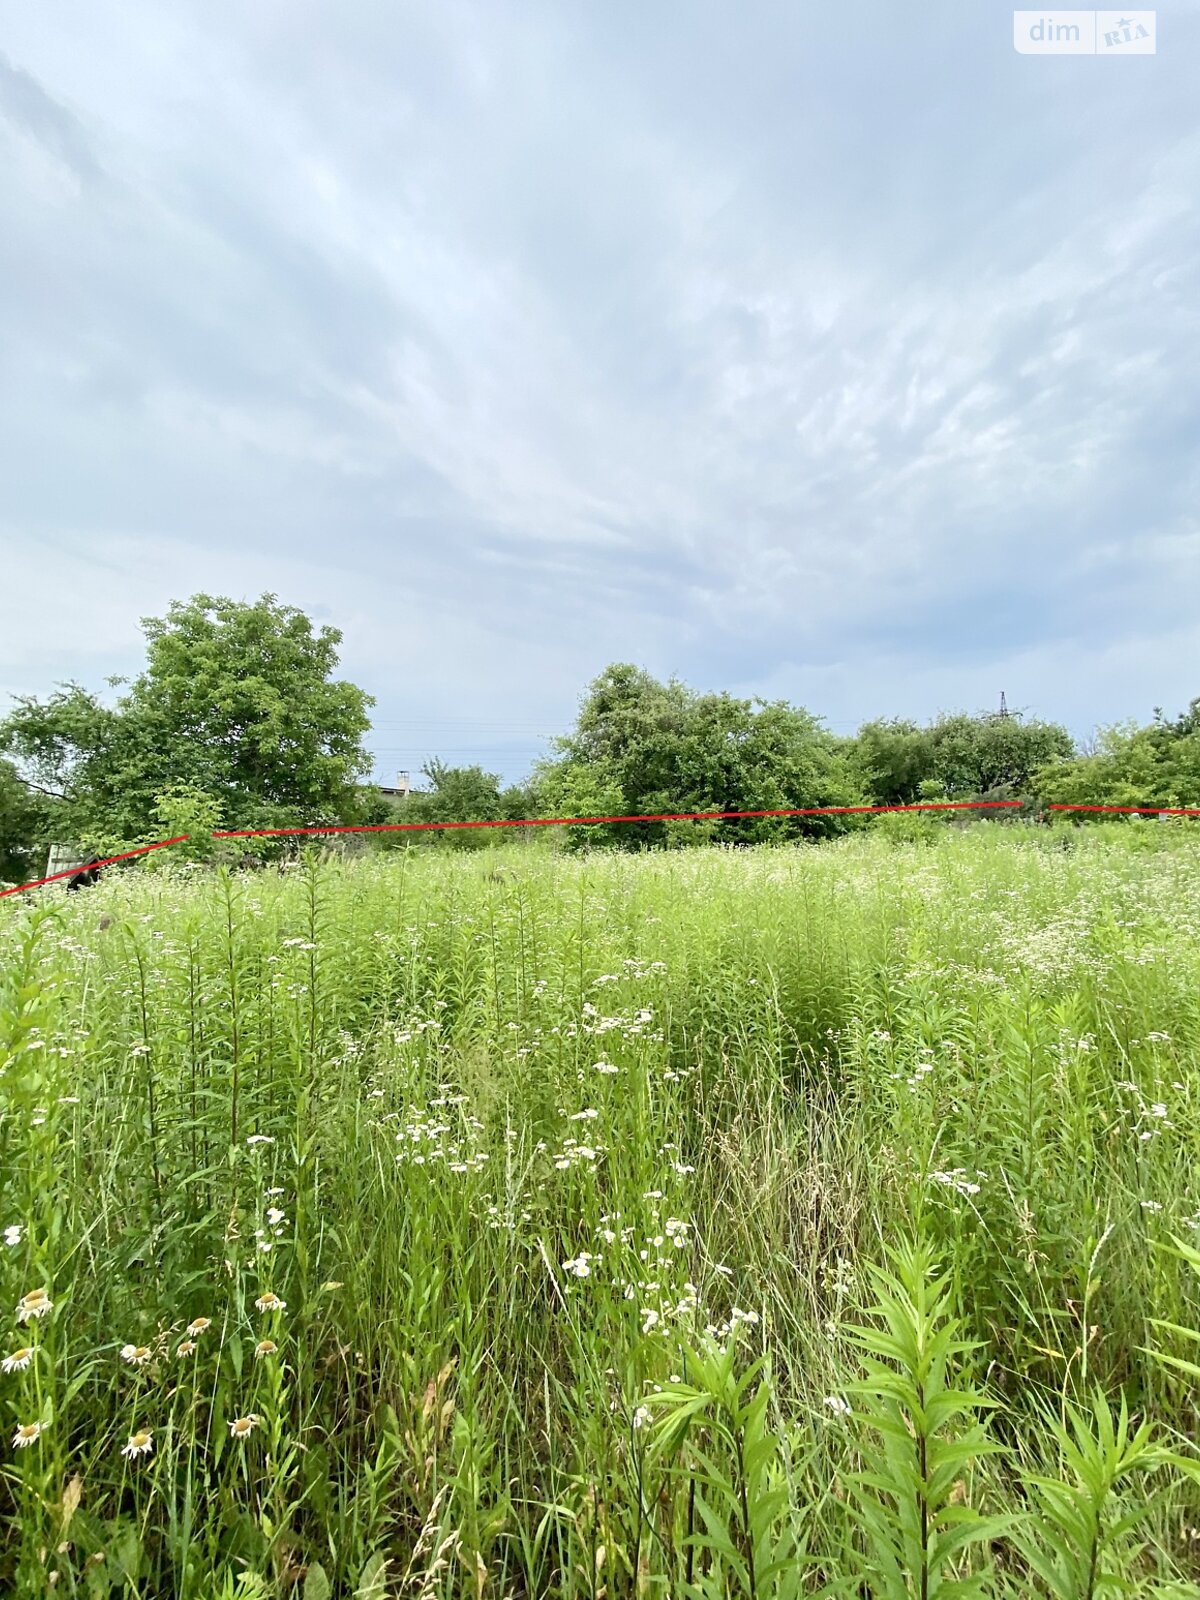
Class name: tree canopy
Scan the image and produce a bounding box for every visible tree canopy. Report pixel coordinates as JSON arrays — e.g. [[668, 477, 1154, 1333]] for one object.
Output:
[[0, 593, 374, 852], [852, 710, 1075, 806], [536, 663, 862, 848], [1035, 699, 1200, 812]]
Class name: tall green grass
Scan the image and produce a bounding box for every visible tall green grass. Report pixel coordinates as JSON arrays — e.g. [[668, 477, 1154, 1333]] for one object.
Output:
[[3, 826, 1200, 1595]]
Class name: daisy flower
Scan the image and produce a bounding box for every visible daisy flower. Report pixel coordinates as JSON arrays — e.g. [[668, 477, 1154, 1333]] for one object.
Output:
[[254, 1291, 286, 1313], [2, 1348, 34, 1374], [185, 1317, 211, 1338], [176, 1340, 196, 1358], [121, 1429, 153, 1459], [12, 1421, 42, 1449], [15, 1288, 52, 1324], [254, 1339, 278, 1359], [120, 1344, 152, 1367], [228, 1414, 260, 1440]]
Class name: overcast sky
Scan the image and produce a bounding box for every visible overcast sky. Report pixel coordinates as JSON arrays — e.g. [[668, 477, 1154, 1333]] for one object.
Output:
[[2, 2, 1198, 785]]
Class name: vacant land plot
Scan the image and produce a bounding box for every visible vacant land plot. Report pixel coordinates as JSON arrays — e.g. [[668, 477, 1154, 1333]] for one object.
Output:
[[3, 829, 1200, 1597]]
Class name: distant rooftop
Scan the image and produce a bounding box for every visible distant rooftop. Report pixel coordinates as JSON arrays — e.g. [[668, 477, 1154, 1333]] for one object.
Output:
[[377, 771, 426, 798]]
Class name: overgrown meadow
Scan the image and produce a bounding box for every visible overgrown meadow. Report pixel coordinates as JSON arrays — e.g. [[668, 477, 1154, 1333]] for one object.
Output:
[[4, 825, 1200, 1598]]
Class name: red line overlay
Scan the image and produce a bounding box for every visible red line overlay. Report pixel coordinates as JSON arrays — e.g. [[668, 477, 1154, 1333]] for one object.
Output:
[[0, 837, 190, 898], [0, 799, 1192, 899]]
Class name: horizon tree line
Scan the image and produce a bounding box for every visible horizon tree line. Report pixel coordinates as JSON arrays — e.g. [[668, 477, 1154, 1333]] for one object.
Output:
[[2, 593, 1197, 879]]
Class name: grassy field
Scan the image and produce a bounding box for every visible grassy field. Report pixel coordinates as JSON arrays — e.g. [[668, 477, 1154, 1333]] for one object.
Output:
[[4, 825, 1200, 1598]]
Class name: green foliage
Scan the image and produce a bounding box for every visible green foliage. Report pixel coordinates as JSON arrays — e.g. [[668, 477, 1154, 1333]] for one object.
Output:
[[854, 719, 939, 806], [540, 661, 863, 848], [927, 713, 1074, 801], [151, 784, 223, 857], [0, 593, 374, 850], [853, 712, 1074, 809], [146, 784, 269, 867], [531, 755, 626, 851], [1037, 701, 1200, 814], [1012, 1387, 1189, 1598], [134, 593, 374, 817], [348, 785, 404, 829], [870, 808, 945, 844], [3, 828, 1200, 1593], [842, 1238, 1012, 1598], [0, 759, 55, 884], [1143, 1233, 1200, 1404], [368, 762, 541, 852], [648, 1339, 811, 1600], [413, 760, 506, 850]]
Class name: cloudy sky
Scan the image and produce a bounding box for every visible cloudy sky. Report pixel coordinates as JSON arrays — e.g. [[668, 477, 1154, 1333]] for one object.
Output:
[[2, 2, 1198, 785]]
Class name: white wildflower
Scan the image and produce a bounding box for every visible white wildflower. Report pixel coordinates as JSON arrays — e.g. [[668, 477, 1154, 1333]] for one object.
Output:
[[15, 1288, 52, 1324]]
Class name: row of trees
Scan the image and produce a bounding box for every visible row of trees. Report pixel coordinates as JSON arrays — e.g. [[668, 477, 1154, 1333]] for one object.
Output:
[[2, 592, 1197, 878], [392, 666, 1080, 851]]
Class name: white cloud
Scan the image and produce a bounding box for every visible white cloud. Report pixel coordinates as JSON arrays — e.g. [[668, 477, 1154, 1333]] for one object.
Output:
[[1, 2, 1198, 778]]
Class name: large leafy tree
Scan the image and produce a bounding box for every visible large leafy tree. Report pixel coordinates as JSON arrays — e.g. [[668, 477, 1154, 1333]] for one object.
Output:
[[565, 664, 694, 810], [927, 711, 1074, 799], [0, 593, 375, 850], [674, 692, 862, 842], [539, 663, 862, 848]]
